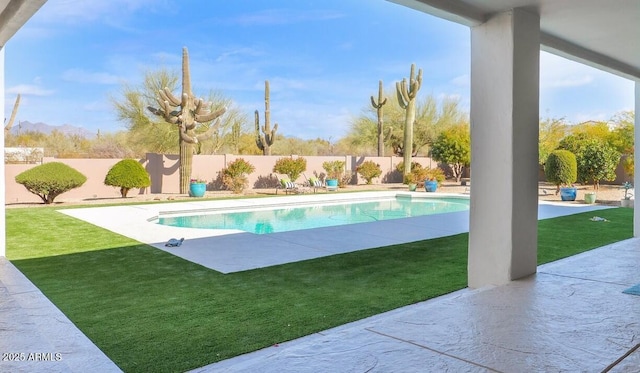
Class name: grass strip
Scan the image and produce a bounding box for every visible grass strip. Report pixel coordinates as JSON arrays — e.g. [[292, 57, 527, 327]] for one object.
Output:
[[7, 206, 632, 372]]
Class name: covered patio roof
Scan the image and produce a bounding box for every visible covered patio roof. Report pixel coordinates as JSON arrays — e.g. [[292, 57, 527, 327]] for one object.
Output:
[[0, 0, 46, 47], [390, 0, 640, 81]]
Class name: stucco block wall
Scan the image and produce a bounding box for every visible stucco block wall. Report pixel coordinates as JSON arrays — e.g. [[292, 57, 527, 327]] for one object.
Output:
[[5, 154, 437, 203]]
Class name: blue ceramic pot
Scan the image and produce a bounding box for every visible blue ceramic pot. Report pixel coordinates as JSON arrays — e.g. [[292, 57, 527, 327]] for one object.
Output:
[[425, 180, 438, 192], [559, 187, 577, 201], [189, 183, 206, 197]]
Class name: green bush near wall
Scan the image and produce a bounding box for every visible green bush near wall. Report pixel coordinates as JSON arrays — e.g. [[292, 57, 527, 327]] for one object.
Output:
[[15, 162, 87, 204]]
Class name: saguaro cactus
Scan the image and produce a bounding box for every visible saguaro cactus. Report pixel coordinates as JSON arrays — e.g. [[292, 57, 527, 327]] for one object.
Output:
[[4, 94, 20, 137], [147, 47, 226, 194], [396, 64, 423, 178], [370, 80, 388, 156], [255, 80, 278, 155]]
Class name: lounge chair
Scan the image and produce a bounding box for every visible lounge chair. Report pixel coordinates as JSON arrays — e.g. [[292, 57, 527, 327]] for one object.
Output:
[[304, 174, 325, 193], [276, 177, 299, 195]]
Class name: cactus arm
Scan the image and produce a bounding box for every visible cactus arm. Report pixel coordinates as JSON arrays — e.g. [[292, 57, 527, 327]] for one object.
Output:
[[255, 110, 265, 150], [265, 123, 278, 146], [179, 124, 198, 144], [195, 118, 221, 143], [409, 68, 423, 99], [160, 100, 173, 116], [194, 98, 204, 114], [160, 87, 181, 106], [195, 107, 226, 123], [396, 80, 409, 109], [384, 127, 393, 141]]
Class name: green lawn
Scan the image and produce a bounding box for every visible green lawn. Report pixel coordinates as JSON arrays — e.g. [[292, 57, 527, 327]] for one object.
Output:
[[6, 206, 633, 373]]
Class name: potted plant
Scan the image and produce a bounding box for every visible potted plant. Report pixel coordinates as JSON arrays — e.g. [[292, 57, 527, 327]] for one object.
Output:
[[403, 172, 418, 191], [621, 182, 634, 208], [322, 160, 345, 189], [189, 177, 207, 197], [396, 161, 425, 191], [424, 167, 445, 192], [544, 150, 577, 201], [584, 191, 597, 204]]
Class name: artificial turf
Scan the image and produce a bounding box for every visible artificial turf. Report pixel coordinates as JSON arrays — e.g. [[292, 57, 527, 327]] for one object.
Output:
[[6, 206, 633, 372]]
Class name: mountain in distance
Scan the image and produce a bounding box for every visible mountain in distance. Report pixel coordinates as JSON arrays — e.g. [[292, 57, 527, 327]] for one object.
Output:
[[8, 121, 97, 139]]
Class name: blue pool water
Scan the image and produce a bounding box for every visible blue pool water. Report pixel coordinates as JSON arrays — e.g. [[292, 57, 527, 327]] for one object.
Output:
[[157, 197, 469, 234]]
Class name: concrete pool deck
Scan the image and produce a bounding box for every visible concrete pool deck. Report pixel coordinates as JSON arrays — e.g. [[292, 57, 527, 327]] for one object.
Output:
[[59, 191, 612, 273]]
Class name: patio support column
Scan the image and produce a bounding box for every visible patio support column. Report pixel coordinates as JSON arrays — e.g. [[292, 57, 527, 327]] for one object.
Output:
[[634, 82, 640, 237], [468, 9, 540, 288], [0, 46, 6, 257]]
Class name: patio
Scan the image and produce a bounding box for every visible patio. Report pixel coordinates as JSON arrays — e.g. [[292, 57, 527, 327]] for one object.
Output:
[[202, 237, 640, 372], [2, 235, 638, 372]]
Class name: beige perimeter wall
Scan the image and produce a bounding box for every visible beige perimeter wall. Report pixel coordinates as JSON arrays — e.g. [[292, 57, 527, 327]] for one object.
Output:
[[5, 154, 439, 203]]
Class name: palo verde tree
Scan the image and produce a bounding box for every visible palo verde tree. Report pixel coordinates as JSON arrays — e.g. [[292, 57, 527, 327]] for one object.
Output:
[[146, 47, 226, 194], [538, 116, 568, 167], [370, 80, 388, 156], [255, 80, 278, 155], [396, 63, 423, 178]]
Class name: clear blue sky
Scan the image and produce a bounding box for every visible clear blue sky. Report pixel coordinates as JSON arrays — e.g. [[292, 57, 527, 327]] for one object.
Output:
[[5, 0, 635, 140]]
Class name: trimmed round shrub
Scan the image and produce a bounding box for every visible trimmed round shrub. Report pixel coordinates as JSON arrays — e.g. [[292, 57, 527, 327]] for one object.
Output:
[[104, 159, 151, 197], [545, 150, 577, 188], [15, 162, 87, 204]]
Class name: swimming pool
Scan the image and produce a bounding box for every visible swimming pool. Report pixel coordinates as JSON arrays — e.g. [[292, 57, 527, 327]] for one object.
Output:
[[157, 196, 469, 234]]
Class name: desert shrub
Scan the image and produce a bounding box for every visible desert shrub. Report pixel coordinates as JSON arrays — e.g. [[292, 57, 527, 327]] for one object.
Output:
[[222, 158, 255, 194], [356, 161, 382, 184], [15, 162, 87, 204], [395, 161, 423, 174], [430, 125, 471, 182], [322, 160, 345, 180], [273, 157, 306, 181], [544, 150, 577, 189], [397, 162, 425, 185], [104, 159, 151, 197], [339, 171, 354, 188], [401, 164, 445, 186]]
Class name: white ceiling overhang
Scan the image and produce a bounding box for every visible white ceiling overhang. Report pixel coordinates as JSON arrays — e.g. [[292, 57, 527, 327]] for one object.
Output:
[[0, 0, 47, 47], [389, 0, 640, 81]]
